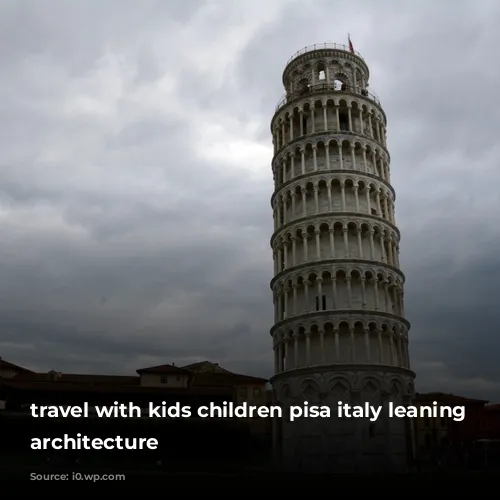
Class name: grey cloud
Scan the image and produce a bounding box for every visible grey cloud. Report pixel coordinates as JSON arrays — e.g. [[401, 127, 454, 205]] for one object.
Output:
[[1, 0, 500, 401]]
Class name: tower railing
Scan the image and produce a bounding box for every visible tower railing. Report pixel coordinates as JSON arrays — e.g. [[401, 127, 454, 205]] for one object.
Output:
[[285, 43, 364, 67], [275, 83, 380, 112]]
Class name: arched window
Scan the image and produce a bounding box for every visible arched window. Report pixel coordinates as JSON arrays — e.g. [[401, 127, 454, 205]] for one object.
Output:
[[298, 78, 310, 96], [339, 111, 349, 131], [316, 62, 326, 82], [334, 74, 349, 91]]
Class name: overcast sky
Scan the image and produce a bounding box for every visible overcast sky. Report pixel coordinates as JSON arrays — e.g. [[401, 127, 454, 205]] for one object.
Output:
[[1, 0, 499, 401]]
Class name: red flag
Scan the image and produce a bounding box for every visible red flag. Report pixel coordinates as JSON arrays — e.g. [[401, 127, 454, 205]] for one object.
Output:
[[348, 34, 354, 53]]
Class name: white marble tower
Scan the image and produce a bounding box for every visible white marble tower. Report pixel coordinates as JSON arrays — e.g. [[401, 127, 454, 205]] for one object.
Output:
[[269, 43, 415, 473]]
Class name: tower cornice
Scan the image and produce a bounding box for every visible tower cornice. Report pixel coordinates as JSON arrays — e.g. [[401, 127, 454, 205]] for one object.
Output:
[[270, 309, 410, 336], [271, 86, 386, 130], [270, 211, 401, 245], [271, 129, 390, 165], [270, 364, 416, 388], [282, 45, 370, 85], [270, 171, 396, 207], [269, 258, 406, 290]]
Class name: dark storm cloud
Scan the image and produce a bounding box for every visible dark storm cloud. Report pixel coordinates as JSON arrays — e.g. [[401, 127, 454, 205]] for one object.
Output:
[[1, 0, 499, 400]]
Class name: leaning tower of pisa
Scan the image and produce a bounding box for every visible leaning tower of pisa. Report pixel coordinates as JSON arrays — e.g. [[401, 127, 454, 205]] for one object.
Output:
[[269, 43, 415, 474]]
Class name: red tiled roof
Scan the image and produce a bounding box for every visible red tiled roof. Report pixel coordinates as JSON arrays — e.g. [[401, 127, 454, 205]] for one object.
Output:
[[0, 359, 267, 390], [136, 364, 191, 375], [485, 404, 500, 411], [182, 361, 232, 374], [0, 358, 33, 374], [182, 361, 268, 385], [415, 392, 489, 405], [192, 372, 268, 387], [14, 372, 139, 385], [0, 378, 230, 396]]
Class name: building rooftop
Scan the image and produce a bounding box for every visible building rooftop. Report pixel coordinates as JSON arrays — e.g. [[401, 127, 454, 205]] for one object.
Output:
[[485, 403, 500, 412], [0, 357, 33, 374], [0, 377, 230, 396], [182, 361, 232, 374], [0, 357, 267, 395], [182, 361, 267, 385], [191, 372, 268, 387], [136, 364, 191, 376], [14, 371, 139, 385]]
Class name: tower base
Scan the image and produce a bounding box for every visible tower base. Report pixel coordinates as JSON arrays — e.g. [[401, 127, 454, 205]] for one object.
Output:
[[271, 365, 415, 474]]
